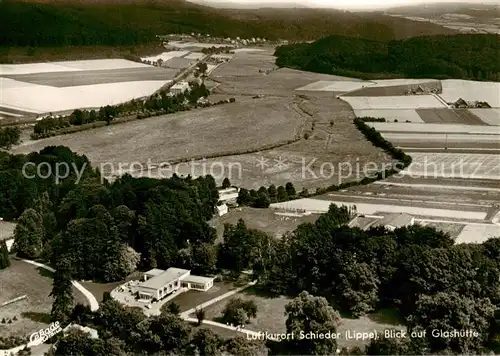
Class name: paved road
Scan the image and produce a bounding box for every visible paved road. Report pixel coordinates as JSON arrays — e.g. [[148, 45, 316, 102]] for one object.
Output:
[[21, 259, 99, 311]]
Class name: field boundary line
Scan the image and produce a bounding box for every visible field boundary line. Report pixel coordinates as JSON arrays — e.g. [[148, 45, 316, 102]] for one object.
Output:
[[373, 181, 500, 192]]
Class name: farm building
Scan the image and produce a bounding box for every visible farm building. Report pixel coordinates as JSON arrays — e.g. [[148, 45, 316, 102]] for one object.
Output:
[[372, 213, 415, 231], [170, 81, 190, 95], [131, 268, 214, 301], [217, 203, 229, 216]]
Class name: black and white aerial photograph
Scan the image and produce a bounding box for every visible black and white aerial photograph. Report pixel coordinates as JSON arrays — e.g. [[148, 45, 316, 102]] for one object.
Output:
[[0, 0, 499, 355]]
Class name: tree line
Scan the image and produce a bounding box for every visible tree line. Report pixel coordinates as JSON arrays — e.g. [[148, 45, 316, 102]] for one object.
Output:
[[32, 83, 214, 139], [275, 34, 500, 81]]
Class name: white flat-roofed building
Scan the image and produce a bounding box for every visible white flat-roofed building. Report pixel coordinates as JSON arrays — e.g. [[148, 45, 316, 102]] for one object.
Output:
[[216, 203, 228, 216], [132, 267, 214, 301]]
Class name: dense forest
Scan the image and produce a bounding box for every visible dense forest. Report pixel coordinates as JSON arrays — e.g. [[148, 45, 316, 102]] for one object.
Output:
[[275, 34, 500, 81], [0, 0, 455, 50]]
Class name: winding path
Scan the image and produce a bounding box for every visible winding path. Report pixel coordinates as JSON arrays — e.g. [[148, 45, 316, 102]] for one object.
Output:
[[21, 259, 99, 311]]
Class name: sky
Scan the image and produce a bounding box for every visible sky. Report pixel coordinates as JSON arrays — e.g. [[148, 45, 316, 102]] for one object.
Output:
[[197, 0, 497, 10]]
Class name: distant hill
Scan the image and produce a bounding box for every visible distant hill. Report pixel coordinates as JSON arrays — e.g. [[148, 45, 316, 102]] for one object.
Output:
[[275, 34, 500, 81], [386, 2, 500, 19], [0, 0, 457, 48]]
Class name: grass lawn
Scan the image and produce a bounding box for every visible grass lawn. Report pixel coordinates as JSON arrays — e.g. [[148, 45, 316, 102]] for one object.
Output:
[[0, 258, 87, 338], [172, 281, 238, 313], [212, 207, 320, 242], [13, 96, 307, 177], [202, 286, 290, 335], [201, 287, 407, 349]]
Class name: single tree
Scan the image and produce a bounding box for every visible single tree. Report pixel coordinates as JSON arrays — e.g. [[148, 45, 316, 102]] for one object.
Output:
[[284, 291, 341, 355], [50, 258, 74, 323], [195, 308, 205, 326], [222, 177, 231, 189]]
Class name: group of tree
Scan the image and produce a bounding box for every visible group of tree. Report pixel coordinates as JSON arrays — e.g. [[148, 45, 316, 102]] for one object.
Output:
[[3, 146, 220, 284], [238, 204, 500, 354], [0, 126, 21, 150], [221, 298, 258, 326], [237, 182, 298, 208], [49, 298, 269, 356], [32, 84, 213, 138], [275, 34, 500, 81]]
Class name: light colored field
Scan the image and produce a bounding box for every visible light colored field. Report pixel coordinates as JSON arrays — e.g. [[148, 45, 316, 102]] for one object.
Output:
[[383, 133, 500, 146], [3, 67, 177, 88], [401, 152, 500, 180], [12, 96, 306, 172], [0, 59, 150, 75], [455, 224, 500, 244], [355, 109, 424, 123], [184, 52, 205, 60], [296, 80, 372, 92], [1, 80, 170, 114], [341, 95, 447, 110], [372, 122, 500, 134], [440, 80, 500, 108], [371, 79, 440, 86], [232, 48, 266, 53], [270, 198, 487, 220], [169, 41, 233, 49], [469, 109, 500, 126], [140, 51, 190, 62]]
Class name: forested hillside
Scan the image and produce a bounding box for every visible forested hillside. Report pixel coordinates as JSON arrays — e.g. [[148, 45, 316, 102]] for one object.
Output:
[[275, 34, 500, 81], [0, 0, 456, 49]]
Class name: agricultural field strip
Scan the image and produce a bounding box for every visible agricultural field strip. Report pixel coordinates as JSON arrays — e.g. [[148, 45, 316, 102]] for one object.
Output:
[[2, 67, 178, 87], [341, 95, 447, 110], [327, 193, 488, 208], [403, 152, 500, 180], [296, 80, 374, 92], [354, 109, 424, 123], [169, 41, 233, 49], [383, 133, 500, 144], [456, 224, 500, 244], [140, 51, 190, 62], [270, 198, 487, 220], [374, 181, 500, 192], [0, 110, 22, 117], [372, 122, 500, 134], [370, 79, 440, 86], [440, 80, 500, 108], [469, 109, 500, 126], [1, 80, 170, 113], [0, 59, 151, 75]]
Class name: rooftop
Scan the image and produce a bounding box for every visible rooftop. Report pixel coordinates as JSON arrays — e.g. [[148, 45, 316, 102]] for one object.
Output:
[[182, 274, 215, 285], [144, 268, 165, 277], [141, 267, 190, 290]]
